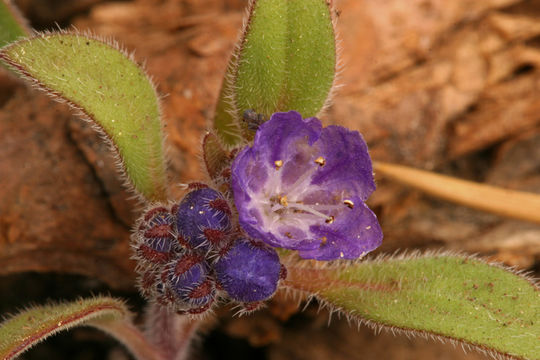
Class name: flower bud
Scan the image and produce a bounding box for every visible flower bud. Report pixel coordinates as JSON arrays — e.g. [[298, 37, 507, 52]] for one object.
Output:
[[163, 252, 216, 313], [176, 188, 232, 252], [134, 206, 177, 267], [215, 238, 281, 303]]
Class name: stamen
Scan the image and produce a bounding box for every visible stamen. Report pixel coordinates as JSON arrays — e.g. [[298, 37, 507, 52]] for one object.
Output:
[[343, 199, 354, 209], [285, 232, 293, 238], [321, 236, 327, 245], [307, 203, 343, 211], [286, 166, 317, 196], [269, 193, 339, 226], [274, 160, 283, 170], [285, 202, 331, 221], [314, 156, 326, 166]]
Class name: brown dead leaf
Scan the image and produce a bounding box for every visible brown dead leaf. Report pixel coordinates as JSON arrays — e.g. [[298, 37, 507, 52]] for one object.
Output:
[[0, 78, 134, 289]]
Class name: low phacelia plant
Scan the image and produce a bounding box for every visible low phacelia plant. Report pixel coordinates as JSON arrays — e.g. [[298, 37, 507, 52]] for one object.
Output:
[[0, 1, 538, 360]]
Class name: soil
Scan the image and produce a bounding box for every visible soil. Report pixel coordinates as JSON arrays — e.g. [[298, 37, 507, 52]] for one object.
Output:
[[1, 0, 539, 359]]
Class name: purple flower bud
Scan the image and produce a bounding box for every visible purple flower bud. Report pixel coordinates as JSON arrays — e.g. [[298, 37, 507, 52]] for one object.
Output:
[[138, 269, 161, 299], [168, 253, 213, 305], [134, 206, 177, 266], [236, 301, 264, 316], [231, 111, 383, 260], [149, 252, 217, 314], [215, 238, 281, 303], [176, 188, 232, 252]]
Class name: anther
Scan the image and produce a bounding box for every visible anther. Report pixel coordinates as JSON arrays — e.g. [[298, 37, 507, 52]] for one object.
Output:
[[325, 215, 335, 224], [314, 156, 326, 166], [321, 236, 328, 245], [279, 195, 288, 207], [343, 199, 354, 209], [274, 160, 283, 170], [285, 232, 293, 238]]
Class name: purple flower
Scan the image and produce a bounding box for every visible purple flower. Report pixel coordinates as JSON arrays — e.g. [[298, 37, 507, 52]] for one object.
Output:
[[231, 111, 382, 260]]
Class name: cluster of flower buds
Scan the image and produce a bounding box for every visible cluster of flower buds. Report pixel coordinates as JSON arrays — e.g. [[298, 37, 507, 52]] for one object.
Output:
[[132, 184, 284, 316]]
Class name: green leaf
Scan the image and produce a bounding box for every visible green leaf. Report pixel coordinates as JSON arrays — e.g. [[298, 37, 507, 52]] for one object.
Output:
[[0, 0, 29, 48], [284, 254, 540, 360], [202, 131, 231, 181], [0, 297, 129, 359], [213, 59, 245, 147], [0, 33, 168, 201], [213, 0, 336, 145]]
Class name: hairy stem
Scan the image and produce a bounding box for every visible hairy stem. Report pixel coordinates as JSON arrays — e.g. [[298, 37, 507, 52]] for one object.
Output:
[[92, 319, 165, 360], [144, 304, 203, 360], [282, 263, 392, 294]]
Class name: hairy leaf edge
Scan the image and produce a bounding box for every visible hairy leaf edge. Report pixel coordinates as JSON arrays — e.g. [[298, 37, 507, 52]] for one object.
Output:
[[280, 250, 539, 360], [0, 29, 170, 203], [0, 297, 130, 360], [213, 0, 341, 147], [232, 0, 340, 120]]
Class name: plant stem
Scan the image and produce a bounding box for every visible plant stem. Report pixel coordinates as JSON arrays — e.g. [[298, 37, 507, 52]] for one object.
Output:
[[280, 258, 344, 294], [144, 304, 203, 360], [374, 161, 540, 224], [91, 319, 165, 360]]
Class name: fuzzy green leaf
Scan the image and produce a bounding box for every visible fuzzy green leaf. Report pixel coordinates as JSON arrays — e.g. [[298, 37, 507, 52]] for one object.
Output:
[[202, 131, 230, 181], [285, 254, 540, 360], [0, 1, 28, 48], [214, 0, 336, 145], [0, 33, 168, 201], [0, 297, 130, 360], [213, 59, 244, 146]]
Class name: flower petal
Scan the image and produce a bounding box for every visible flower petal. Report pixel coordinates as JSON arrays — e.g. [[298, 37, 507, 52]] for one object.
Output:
[[231, 148, 269, 194], [310, 125, 375, 201], [299, 199, 382, 260], [253, 111, 322, 166]]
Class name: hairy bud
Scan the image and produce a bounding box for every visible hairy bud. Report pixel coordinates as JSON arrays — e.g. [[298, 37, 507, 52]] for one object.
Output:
[[176, 188, 232, 252], [215, 238, 282, 303]]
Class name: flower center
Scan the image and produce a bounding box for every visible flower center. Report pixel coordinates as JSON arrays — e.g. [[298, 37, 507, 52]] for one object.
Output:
[[270, 195, 333, 223], [260, 156, 354, 230]]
